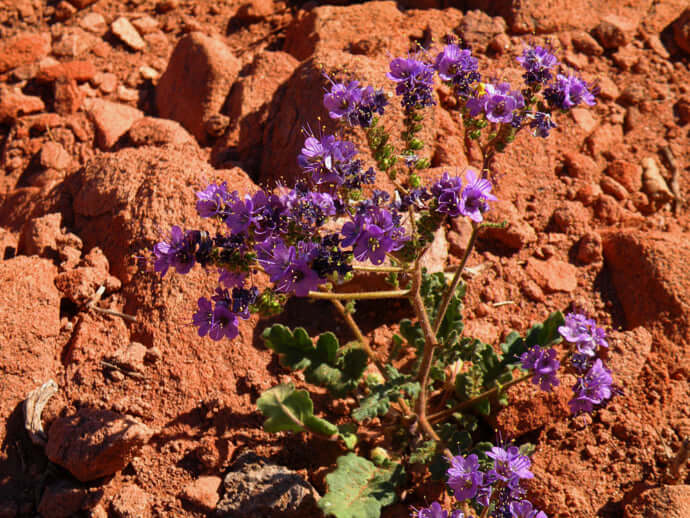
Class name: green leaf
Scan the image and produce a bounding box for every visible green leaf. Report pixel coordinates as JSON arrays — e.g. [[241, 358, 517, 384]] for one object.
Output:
[[262, 324, 367, 396], [338, 424, 358, 450], [353, 366, 420, 422], [319, 453, 405, 518], [257, 383, 337, 437]]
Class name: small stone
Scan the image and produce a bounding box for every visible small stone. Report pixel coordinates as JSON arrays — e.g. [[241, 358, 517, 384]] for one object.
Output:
[[117, 86, 139, 102], [594, 194, 623, 224], [54, 1, 77, 22], [0, 32, 51, 74], [623, 106, 643, 134], [488, 32, 511, 53], [111, 342, 147, 373], [606, 160, 642, 193], [54, 266, 122, 304], [592, 15, 637, 49], [597, 77, 620, 101], [39, 142, 72, 171], [675, 96, 690, 125], [180, 476, 221, 512], [144, 346, 162, 363], [52, 29, 97, 58], [562, 151, 597, 180], [38, 479, 87, 518], [131, 16, 159, 34], [233, 0, 274, 23], [0, 88, 45, 123], [18, 213, 62, 258], [111, 17, 146, 51], [600, 176, 628, 200], [98, 72, 118, 94], [110, 484, 150, 518], [156, 0, 179, 13], [127, 116, 196, 147], [618, 84, 646, 106], [204, 113, 229, 138], [139, 66, 159, 81], [80, 12, 107, 34], [217, 453, 320, 517], [54, 77, 83, 115], [69, 0, 99, 8], [646, 34, 670, 59], [576, 232, 603, 265], [525, 257, 578, 293], [45, 408, 153, 482], [612, 45, 640, 71], [571, 31, 604, 56], [37, 60, 96, 83], [84, 98, 143, 149], [571, 107, 598, 134], [520, 279, 545, 303], [586, 124, 623, 159]]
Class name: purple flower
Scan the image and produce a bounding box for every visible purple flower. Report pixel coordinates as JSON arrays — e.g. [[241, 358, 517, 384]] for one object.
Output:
[[510, 500, 548, 518], [291, 256, 323, 297], [192, 297, 239, 341], [297, 134, 358, 185], [153, 226, 199, 276], [219, 269, 246, 289], [544, 74, 596, 110], [251, 190, 288, 239], [226, 197, 256, 235], [256, 238, 297, 292], [558, 312, 608, 357], [486, 446, 534, 487], [353, 223, 393, 265], [529, 111, 557, 138], [569, 358, 613, 413], [413, 502, 465, 518], [434, 44, 480, 97], [431, 172, 464, 217], [192, 297, 214, 337], [323, 80, 362, 119], [520, 346, 560, 392], [458, 169, 497, 223], [196, 182, 234, 218], [388, 56, 435, 110], [447, 453, 483, 501], [468, 82, 525, 124], [517, 45, 558, 85]]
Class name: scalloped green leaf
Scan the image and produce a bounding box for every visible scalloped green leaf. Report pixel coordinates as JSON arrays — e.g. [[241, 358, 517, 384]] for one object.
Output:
[[353, 366, 420, 422], [257, 383, 337, 437], [319, 453, 405, 518]]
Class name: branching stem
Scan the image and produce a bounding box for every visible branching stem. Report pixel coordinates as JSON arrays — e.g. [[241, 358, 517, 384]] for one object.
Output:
[[308, 289, 410, 300]]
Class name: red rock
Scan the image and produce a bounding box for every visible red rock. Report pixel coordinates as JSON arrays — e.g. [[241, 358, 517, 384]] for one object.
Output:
[[51, 28, 98, 58], [482, 200, 537, 250], [561, 151, 598, 180], [46, 408, 153, 482], [37, 61, 96, 83], [571, 31, 604, 55], [39, 142, 72, 171], [602, 231, 690, 329], [596, 76, 620, 100], [54, 266, 121, 304], [111, 17, 146, 51], [525, 257, 578, 293], [550, 202, 589, 234], [570, 107, 598, 134], [212, 50, 299, 166], [233, 0, 274, 23], [84, 98, 143, 149], [594, 194, 623, 224], [672, 8, 690, 54], [586, 124, 623, 159], [38, 480, 87, 518], [110, 484, 151, 518], [83, 246, 110, 272], [127, 116, 196, 148], [0, 257, 60, 462], [0, 88, 45, 123], [0, 229, 17, 260], [131, 16, 159, 35], [576, 231, 603, 264], [612, 44, 641, 71], [457, 10, 507, 52], [675, 95, 690, 125], [180, 476, 222, 511], [605, 159, 642, 193], [54, 1, 77, 22], [18, 212, 62, 257], [80, 12, 107, 34], [592, 15, 638, 49], [624, 484, 690, 518], [110, 342, 147, 372], [156, 32, 241, 143], [600, 176, 628, 200], [0, 32, 51, 74], [54, 77, 83, 115]]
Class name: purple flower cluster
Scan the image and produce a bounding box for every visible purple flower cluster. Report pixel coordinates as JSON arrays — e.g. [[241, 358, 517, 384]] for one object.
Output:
[[516, 45, 558, 85], [431, 169, 497, 223], [416, 444, 547, 518], [388, 56, 436, 111], [544, 74, 597, 111], [323, 78, 388, 128], [412, 502, 465, 518], [558, 312, 613, 413], [434, 43, 480, 97], [520, 346, 560, 392], [342, 205, 407, 265], [467, 82, 525, 125]]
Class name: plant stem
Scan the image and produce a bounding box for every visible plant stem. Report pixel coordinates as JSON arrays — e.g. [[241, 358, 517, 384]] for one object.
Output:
[[432, 222, 479, 335], [427, 371, 533, 424], [352, 265, 407, 273], [308, 289, 410, 300]]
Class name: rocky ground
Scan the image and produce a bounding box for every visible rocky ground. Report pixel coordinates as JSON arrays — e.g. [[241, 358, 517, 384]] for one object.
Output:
[[0, 0, 689, 517]]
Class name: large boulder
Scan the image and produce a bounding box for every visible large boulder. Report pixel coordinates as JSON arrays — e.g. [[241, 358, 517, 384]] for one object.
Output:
[[156, 32, 241, 144]]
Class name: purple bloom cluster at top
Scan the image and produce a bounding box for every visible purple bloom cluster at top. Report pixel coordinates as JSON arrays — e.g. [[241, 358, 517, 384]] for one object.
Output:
[[544, 74, 597, 110], [559, 312, 613, 413], [520, 346, 560, 392], [323, 78, 388, 128], [467, 82, 525, 125], [434, 43, 480, 97], [419, 443, 547, 518], [517, 45, 558, 85], [388, 56, 436, 111], [431, 169, 497, 223], [342, 205, 407, 265]]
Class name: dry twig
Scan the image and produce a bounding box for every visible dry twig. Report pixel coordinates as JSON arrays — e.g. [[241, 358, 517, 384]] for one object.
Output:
[[23, 380, 58, 447]]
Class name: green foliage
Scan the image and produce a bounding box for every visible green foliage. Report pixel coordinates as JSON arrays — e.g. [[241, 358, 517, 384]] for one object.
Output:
[[409, 440, 437, 465], [319, 453, 405, 518], [262, 324, 367, 396], [501, 311, 565, 366], [353, 366, 420, 422], [338, 423, 358, 450], [257, 383, 338, 437]]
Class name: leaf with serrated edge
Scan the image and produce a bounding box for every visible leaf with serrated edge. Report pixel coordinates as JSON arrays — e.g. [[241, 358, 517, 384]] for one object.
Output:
[[319, 453, 405, 518]]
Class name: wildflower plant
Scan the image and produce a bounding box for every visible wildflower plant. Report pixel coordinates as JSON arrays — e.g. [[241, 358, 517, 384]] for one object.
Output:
[[151, 40, 607, 518]]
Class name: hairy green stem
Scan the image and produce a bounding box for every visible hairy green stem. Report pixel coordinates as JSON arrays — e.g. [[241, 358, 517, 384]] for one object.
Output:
[[352, 265, 407, 273], [308, 289, 410, 300], [427, 371, 533, 424], [432, 222, 479, 335]]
